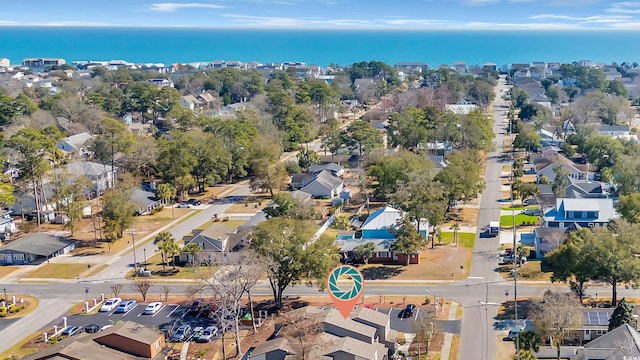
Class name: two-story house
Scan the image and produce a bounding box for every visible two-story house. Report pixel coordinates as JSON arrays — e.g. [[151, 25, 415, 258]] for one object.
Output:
[[535, 151, 594, 183], [542, 198, 616, 229]]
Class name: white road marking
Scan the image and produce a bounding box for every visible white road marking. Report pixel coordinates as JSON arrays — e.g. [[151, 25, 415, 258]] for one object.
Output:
[[167, 305, 180, 318], [152, 305, 166, 317], [122, 305, 138, 317]]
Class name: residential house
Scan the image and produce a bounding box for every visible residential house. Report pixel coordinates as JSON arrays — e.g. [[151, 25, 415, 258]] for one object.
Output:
[[181, 94, 204, 112], [57, 132, 93, 157], [445, 104, 478, 114], [197, 92, 217, 109], [147, 78, 173, 88], [515, 77, 550, 108], [248, 307, 392, 360], [532, 227, 569, 257], [453, 61, 467, 73], [22, 321, 166, 360], [394, 62, 429, 72], [22, 57, 65, 68], [592, 123, 630, 137], [351, 306, 397, 355], [566, 309, 614, 344], [10, 182, 56, 221], [309, 163, 344, 177], [300, 170, 344, 198], [131, 187, 163, 215], [534, 150, 594, 182], [0, 233, 75, 265], [338, 206, 427, 265], [482, 62, 497, 71], [179, 224, 235, 265], [571, 323, 640, 359], [542, 198, 616, 229], [0, 210, 16, 238], [65, 161, 116, 196]]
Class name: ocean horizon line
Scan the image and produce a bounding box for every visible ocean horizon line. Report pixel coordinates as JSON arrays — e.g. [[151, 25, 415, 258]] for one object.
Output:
[[2, 28, 640, 68]]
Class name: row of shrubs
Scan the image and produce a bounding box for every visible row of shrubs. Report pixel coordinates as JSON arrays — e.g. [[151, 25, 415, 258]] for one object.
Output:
[[0, 304, 25, 317]]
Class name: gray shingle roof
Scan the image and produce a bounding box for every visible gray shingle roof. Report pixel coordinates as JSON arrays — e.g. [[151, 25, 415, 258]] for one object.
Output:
[[0, 233, 74, 256]]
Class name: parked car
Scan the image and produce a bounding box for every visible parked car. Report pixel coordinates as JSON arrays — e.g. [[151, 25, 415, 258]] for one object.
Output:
[[99, 297, 122, 312], [197, 326, 218, 343], [522, 209, 542, 216], [188, 299, 203, 314], [84, 323, 100, 334], [144, 302, 163, 315], [200, 303, 217, 317], [176, 202, 193, 208], [99, 324, 113, 332], [186, 199, 201, 206], [191, 326, 204, 342], [114, 300, 137, 313], [508, 328, 523, 340], [61, 325, 83, 337], [403, 304, 416, 318], [171, 324, 192, 342]]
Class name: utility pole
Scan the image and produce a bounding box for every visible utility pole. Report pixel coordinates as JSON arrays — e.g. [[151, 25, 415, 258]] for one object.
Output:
[[131, 224, 138, 275]]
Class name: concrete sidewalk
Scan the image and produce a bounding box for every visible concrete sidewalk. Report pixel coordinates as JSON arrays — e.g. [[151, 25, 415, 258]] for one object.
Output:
[[440, 302, 459, 360]]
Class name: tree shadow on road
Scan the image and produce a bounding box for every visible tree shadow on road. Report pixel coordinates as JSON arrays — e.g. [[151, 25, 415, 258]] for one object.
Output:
[[359, 265, 405, 280]]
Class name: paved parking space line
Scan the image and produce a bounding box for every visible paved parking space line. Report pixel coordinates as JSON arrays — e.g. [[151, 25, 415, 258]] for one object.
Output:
[[167, 305, 180, 318], [414, 308, 420, 321], [122, 305, 139, 317], [152, 305, 166, 317], [387, 309, 392, 315], [107, 310, 117, 317]]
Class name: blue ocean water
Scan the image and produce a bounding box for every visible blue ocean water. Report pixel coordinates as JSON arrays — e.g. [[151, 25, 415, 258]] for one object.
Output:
[[1, 27, 640, 67]]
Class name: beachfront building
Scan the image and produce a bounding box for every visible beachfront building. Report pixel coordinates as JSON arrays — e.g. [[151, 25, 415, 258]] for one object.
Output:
[[22, 58, 65, 68]]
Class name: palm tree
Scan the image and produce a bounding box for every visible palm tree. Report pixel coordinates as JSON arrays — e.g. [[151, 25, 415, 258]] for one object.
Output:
[[183, 243, 201, 267], [166, 241, 180, 270], [156, 183, 176, 219], [518, 330, 541, 352], [153, 231, 174, 271], [450, 223, 460, 247], [516, 243, 528, 267]]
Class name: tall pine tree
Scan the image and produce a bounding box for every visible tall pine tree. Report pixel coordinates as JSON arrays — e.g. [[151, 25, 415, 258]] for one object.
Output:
[[608, 298, 637, 331]]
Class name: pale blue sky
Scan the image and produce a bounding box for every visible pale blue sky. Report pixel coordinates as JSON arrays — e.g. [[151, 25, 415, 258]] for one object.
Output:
[[1, 0, 640, 29]]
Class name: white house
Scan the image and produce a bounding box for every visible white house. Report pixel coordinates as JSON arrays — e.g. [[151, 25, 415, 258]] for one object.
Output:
[[542, 198, 616, 229], [181, 95, 204, 112], [593, 123, 630, 137], [299, 170, 344, 198], [64, 161, 116, 196], [57, 132, 94, 157], [534, 151, 593, 182]]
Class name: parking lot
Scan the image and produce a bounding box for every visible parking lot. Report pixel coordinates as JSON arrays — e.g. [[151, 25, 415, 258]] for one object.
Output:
[[60, 301, 218, 340]]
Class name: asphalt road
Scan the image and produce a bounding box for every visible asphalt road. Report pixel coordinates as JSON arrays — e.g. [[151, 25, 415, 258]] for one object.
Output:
[[457, 75, 511, 360]]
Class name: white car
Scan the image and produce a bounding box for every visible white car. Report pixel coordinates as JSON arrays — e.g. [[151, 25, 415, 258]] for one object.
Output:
[[144, 302, 163, 315], [99, 298, 122, 312], [175, 202, 193, 208]]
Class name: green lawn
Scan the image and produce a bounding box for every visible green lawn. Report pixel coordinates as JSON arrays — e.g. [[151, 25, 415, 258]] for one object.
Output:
[[126, 252, 218, 280], [438, 232, 475, 248], [24, 263, 93, 279], [500, 214, 539, 227]]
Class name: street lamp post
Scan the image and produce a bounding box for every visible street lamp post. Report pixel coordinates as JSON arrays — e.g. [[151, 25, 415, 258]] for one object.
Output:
[[3, 288, 6, 302], [143, 248, 147, 268]]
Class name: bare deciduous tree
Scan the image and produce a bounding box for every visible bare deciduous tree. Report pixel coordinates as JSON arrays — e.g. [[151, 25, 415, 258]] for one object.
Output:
[[131, 279, 152, 302], [278, 308, 331, 360], [412, 314, 440, 357], [161, 285, 171, 302], [201, 255, 261, 358], [531, 290, 581, 360], [110, 283, 123, 298]]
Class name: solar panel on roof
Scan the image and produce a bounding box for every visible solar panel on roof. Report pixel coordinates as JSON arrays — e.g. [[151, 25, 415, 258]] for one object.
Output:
[[585, 311, 611, 326]]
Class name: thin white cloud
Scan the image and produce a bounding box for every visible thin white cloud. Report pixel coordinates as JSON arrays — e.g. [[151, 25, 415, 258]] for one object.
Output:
[[531, 14, 633, 23], [607, 2, 640, 14], [150, 3, 226, 12], [0, 20, 110, 26]]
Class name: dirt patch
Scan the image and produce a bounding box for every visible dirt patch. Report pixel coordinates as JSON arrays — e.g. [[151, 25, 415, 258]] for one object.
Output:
[[356, 245, 472, 281], [496, 336, 516, 360], [225, 193, 271, 214]]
